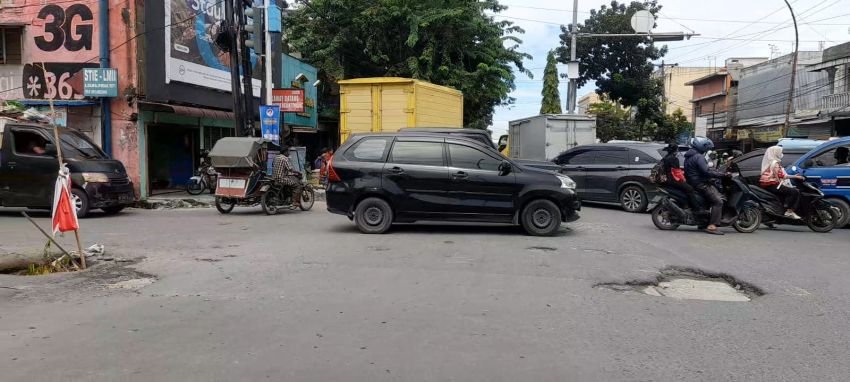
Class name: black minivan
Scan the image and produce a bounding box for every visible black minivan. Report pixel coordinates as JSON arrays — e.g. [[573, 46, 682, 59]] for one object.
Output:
[[0, 121, 135, 217], [326, 133, 581, 236]]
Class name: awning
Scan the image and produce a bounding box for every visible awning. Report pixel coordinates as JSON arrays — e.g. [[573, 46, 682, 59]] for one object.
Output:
[[19, 100, 98, 107], [139, 101, 234, 120]]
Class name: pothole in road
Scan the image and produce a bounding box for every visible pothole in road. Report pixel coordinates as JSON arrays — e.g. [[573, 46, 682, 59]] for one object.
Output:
[[595, 267, 764, 302]]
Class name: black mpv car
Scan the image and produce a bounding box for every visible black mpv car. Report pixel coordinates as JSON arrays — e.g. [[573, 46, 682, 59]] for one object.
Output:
[[326, 133, 581, 236]]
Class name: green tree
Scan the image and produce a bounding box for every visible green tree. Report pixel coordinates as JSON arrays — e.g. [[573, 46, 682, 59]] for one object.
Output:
[[654, 108, 692, 142], [586, 100, 633, 142], [540, 50, 562, 114], [556, 1, 666, 123], [285, 0, 532, 129]]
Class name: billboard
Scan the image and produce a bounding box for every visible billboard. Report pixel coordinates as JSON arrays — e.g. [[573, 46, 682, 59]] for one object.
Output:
[[272, 89, 305, 113], [164, 0, 261, 96]]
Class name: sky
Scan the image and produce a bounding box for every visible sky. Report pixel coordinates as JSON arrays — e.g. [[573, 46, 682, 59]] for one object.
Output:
[[488, 0, 850, 137]]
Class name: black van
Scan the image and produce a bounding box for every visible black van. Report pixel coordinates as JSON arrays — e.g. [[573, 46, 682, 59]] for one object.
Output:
[[0, 120, 135, 217]]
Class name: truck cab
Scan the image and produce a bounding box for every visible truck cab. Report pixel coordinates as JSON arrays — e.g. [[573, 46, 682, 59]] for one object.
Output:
[[788, 137, 850, 228], [0, 120, 135, 217]]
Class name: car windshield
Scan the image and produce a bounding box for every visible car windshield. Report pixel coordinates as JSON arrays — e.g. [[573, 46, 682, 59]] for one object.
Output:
[[60, 130, 108, 159]]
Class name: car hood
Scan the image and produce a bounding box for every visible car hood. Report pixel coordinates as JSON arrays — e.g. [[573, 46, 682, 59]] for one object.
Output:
[[514, 159, 563, 174], [66, 158, 128, 175]]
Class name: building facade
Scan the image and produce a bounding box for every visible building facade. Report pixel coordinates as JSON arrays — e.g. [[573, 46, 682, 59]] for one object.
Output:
[[658, 66, 715, 122], [0, 1, 320, 199]]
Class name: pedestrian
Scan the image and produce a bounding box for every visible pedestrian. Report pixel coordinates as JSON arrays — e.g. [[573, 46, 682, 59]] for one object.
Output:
[[684, 137, 729, 235], [319, 147, 333, 188], [271, 146, 303, 208], [661, 142, 699, 209], [759, 145, 805, 220]]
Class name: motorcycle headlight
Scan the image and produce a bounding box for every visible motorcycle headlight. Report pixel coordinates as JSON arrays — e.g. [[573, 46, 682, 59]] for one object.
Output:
[[82, 172, 110, 183], [556, 174, 576, 189]]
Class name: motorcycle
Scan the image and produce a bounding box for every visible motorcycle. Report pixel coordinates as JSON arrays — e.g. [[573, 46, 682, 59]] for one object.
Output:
[[260, 177, 316, 215], [187, 154, 218, 195], [748, 179, 838, 233], [651, 168, 762, 233]]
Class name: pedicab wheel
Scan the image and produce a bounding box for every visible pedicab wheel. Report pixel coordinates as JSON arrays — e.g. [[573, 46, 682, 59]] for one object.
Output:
[[521, 199, 562, 236], [732, 204, 761, 233], [354, 197, 393, 234], [299, 185, 315, 211], [261, 190, 280, 215], [806, 204, 837, 233], [215, 197, 235, 214], [651, 205, 680, 230]]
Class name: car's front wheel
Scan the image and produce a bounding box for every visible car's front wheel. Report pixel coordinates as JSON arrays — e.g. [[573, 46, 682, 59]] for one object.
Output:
[[826, 198, 849, 228], [521, 199, 562, 236], [620, 185, 648, 213], [71, 188, 90, 218], [354, 197, 393, 234]]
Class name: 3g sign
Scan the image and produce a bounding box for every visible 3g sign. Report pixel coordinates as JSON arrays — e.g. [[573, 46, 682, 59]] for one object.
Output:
[[33, 4, 94, 52]]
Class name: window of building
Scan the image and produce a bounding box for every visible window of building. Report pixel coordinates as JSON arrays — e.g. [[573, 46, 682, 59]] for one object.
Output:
[[0, 27, 23, 64], [203, 126, 235, 150]]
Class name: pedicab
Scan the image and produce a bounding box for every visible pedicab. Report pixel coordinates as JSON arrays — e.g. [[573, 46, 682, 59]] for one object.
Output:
[[208, 137, 273, 214]]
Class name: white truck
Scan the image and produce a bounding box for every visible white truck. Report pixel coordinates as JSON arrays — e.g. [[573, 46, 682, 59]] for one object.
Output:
[[506, 114, 597, 161]]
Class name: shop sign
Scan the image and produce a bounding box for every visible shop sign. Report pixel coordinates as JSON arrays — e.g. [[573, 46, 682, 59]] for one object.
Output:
[[23, 62, 99, 100], [752, 126, 783, 142], [259, 105, 281, 145], [83, 68, 118, 97], [272, 89, 305, 113], [34, 106, 68, 127]]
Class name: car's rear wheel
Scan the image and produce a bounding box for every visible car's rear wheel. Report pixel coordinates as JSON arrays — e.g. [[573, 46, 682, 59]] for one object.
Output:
[[521, 199, 562, 236], [620, 185, 648, 213], [826, 198, 849, 228], [71, 188, 90, 218], [354, 197, 393, 234]]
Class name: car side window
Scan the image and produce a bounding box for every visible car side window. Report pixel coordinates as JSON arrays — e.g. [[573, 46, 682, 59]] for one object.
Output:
[[811, 145, 850, 167], [346, 137, 391, 162], [11, 130, 50, 157], [448, 144, 501, 171], [558, 149, 596, 165], [389, 141, 445, 167], [737, 155, 763, 172], [631, 149, 658, 164], [595, 149, 629, 165]]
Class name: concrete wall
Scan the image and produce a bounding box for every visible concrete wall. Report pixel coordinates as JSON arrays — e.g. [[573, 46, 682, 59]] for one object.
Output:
[[662, 67, 714, 121]]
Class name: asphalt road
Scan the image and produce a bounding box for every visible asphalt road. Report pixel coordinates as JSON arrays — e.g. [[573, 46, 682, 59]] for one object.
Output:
[[1, 204, 848, 381]]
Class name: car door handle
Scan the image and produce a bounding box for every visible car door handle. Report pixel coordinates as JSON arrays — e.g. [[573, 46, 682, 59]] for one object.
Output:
[[452, 171, 469, 180], [616, 166, 627, 170], [386, 166, 405, 174]]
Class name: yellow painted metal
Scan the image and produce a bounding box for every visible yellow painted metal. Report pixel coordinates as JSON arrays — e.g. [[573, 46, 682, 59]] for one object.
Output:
[[338, 77, 463, 143]]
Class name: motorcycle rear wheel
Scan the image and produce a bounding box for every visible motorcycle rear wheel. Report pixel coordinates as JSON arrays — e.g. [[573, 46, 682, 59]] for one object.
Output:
[[733, 204, 761, 233], [261, 189, 282, 215], [300, 186, 315, 211], [806, 205, 837, 233], [186, 179, 205, 195], [651, 205, 680, 230]]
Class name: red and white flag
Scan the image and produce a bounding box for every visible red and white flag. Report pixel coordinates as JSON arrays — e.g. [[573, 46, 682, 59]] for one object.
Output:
[[52, 165, 79, 236]]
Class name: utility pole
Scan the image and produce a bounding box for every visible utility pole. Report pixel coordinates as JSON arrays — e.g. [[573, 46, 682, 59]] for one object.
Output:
[[567, 0, 579, 114], [224, 0, 243, 134], [783, 0, 799, 137], [237, 3, 255, 136]]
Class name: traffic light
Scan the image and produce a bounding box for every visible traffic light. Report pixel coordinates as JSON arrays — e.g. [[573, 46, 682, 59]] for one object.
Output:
[[244, 6, 265, 56]]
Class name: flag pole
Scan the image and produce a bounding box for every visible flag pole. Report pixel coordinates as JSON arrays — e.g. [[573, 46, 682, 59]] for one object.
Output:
[[41, 62, 85, 269]]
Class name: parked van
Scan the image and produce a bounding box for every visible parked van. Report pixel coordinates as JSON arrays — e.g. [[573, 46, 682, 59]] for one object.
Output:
[[787, 136, 850, 228], [0, 118, 135, 217]]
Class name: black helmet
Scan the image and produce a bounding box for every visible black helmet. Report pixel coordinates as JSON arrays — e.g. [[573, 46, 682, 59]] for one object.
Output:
[[690, 136, 714, 154]]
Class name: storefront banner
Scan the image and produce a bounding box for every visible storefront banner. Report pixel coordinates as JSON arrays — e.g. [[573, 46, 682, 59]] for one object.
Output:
[[164, 0, 261, 96], [752, 126, 783, 142], [272, 88, 305, 113], [259, 105, 280, 145]]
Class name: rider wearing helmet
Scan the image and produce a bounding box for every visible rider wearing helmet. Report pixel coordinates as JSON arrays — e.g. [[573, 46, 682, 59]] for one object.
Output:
[[684, 137, 728, 235]]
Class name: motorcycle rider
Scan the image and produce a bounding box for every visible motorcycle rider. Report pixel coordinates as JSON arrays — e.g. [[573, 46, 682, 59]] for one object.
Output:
[[760, 145, 805, 220], [684, 137, 728, 235], [661, 142, 699, 209], [271, 146, 303, 208]]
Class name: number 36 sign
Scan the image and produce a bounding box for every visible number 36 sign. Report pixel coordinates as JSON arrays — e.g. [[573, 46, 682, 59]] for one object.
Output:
[[22, 63, 99, 100]]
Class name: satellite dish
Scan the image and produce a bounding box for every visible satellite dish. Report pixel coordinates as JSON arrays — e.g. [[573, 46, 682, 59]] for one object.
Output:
[[630, 10, 654, 34]]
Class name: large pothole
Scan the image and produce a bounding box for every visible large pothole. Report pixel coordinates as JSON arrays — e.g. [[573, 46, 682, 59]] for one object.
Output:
[[595, 267, 764, 302]]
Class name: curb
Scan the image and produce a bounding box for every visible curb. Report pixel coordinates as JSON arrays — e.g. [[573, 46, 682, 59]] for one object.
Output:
[[136, 189, 325, 210]]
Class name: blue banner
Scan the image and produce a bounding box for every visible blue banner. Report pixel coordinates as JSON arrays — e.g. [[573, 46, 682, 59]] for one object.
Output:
[[259, 105, 281, 145]]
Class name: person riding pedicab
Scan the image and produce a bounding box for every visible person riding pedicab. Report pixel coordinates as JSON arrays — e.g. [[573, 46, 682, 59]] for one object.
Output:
[[271, 146, 303, 208]]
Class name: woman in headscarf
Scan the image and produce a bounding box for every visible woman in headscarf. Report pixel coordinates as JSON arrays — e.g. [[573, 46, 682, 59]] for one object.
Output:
[[759, 145, 805, 219]]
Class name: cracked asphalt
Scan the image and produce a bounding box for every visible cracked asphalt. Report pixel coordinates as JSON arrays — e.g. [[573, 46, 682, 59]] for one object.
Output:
[[1, 204, 848, 381]]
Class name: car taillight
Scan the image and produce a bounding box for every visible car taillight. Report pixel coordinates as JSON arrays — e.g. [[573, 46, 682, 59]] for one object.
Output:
[[327, 155, 341, 183]]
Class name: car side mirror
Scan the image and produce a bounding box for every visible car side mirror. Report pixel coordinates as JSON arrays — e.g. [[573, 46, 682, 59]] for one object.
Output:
[[44, 143, 57, 157], [498, 161, 512, 176], [803, 159, 814, 168]]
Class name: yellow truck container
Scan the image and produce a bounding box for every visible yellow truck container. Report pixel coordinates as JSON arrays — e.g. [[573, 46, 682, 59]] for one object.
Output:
[[338, 77, 463, 143]]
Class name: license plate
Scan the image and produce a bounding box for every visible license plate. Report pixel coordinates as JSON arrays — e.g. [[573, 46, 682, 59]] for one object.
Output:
[[218, 178, 246, 189], [118, 194, 133, 202]]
